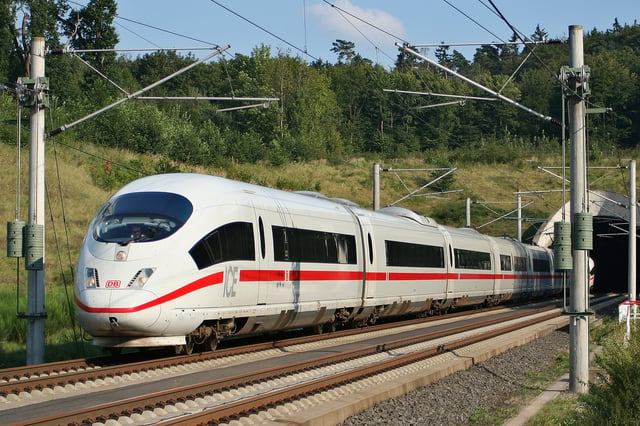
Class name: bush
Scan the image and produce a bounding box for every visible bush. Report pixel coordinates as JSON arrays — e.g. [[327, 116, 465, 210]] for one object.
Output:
[[579, 324, 640, 425]]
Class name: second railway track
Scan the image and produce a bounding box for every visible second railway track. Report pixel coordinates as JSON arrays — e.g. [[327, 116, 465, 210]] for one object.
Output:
[[1, 295, 623, 426]]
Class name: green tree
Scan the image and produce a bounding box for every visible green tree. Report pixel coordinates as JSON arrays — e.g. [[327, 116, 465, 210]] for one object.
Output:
[[3, 0, 69, 77], [331, 39, 357, 64], [62, 0, 118, 69]]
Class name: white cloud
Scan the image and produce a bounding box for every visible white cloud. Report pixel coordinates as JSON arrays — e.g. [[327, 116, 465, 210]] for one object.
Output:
[[309, 0, 407, 48]]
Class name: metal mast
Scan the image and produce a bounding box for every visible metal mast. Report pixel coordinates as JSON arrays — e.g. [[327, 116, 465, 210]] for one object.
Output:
[[630, 159, 637, 301], [26, 37, 47, 365], [567, 25, 590, 394]]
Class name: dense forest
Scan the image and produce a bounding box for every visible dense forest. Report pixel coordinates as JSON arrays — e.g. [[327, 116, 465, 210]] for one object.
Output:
[[1, 1, 639, 168]]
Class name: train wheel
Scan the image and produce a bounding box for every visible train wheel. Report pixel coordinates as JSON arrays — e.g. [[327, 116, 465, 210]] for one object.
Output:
[[184, 337, 195, 355], [313, 324, 324, 335], [325, 322, 337, 333], [206, 334, 218, 351]]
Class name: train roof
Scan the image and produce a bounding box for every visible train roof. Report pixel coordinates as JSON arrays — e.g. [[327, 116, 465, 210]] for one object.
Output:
[[377, 206, 436, 226], [114, 174, 444, 229], [113, 173, 360, 212]]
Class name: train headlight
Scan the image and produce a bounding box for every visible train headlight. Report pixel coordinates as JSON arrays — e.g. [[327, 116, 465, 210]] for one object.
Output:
[[115, 250, 128, 261], [85, 268, 99, 288], [128, 268, 156, 288]]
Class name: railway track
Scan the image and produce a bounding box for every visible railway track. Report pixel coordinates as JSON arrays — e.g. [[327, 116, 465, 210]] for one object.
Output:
[[0, 295, 622, 425], [0, 303, 508, 399]]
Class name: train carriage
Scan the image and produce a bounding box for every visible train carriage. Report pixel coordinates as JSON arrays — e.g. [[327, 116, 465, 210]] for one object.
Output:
[[75, 173, 560, 353]]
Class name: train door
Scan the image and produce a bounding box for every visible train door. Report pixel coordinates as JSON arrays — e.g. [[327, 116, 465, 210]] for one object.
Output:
[[254, 198, 295, 305], [347, 210, 373, 300], [487, 238, 500, 296], [439, 227, 454, 298]]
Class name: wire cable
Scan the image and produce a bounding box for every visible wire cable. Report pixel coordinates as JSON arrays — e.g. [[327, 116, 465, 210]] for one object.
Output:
[[442, 0, 506, 43], [303, 0, 308, 54], [47, 145, 81, 351], [322, 0, 409, 45], [114, 21, 163, 49], [209, 0, 318, 61], [50, 140, 144, 175], [484, 0, 606, 111], [326, 2, 397, 66]]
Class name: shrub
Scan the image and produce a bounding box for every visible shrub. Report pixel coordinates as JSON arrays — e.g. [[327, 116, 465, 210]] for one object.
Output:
[[579, 324, 640, 425]]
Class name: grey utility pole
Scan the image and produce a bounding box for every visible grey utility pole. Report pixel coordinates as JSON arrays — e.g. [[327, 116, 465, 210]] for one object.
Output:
[[373, 163, 380, 210], [567, 25, 590, 394], [26, 37, 47, 365], [630, 160, 637, 301]]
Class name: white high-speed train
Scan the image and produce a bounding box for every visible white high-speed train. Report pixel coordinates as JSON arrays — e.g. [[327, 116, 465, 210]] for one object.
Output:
[[75, 173, 561, 354]]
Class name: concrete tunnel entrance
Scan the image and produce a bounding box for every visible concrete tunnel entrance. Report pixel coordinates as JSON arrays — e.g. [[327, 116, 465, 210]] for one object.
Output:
[[532, 190, 639, 294]]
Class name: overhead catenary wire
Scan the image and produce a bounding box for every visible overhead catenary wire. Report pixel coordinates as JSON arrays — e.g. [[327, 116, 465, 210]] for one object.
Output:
[[383, 89, 497, 102], [303, 0, 308, 53], [209, 0, 318, 61], [485, 0, 607, 113], [49, 140, 81, 351], [48, 46, 229, 137], [322, 0, 409, 45], [442, 0, 506, 43], [398, 43, 560, 125], [326, 2, 393, 65]]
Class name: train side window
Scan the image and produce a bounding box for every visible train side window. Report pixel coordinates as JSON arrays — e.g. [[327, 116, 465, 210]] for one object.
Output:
[[500, 254, 512, 271], [454, 248, 491, 270], [272, 225, 356, 264], [189, 222, 255, 270], [367, 233, 373, 264], [385, 240, 444, 268], [514, 256, 528, 271], [533, 257, 550, 272], [258, 217, 266, 259]]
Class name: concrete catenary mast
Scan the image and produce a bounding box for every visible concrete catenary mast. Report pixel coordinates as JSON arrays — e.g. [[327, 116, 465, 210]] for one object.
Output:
[[25, 37, 47, 365], [566, 25, 590, 394]]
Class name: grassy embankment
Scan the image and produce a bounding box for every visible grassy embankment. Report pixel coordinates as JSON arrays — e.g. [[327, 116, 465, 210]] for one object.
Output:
[[0, 139, 634, 366]]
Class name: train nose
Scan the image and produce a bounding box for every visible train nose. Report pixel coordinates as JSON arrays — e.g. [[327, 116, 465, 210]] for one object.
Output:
[[75, 288, 163, 336]]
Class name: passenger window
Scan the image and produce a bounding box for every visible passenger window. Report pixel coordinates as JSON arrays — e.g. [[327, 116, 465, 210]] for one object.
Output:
[[272, 225, 356, 264], [500, 254, 512, 271], [385, 240, 444, 268], [454, 248, 491, 270], [189, 222, 255, 270]]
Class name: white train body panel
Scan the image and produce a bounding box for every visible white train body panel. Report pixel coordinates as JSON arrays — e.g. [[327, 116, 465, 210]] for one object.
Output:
[[75, 173, 561, 348]]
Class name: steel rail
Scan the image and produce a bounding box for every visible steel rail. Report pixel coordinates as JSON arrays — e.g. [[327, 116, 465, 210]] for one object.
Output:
[[14, 307, 561, 425], [0, 304, 513, 398]]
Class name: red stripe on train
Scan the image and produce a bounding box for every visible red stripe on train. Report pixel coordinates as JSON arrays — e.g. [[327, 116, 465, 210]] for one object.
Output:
[[76, 271, 224, 313]]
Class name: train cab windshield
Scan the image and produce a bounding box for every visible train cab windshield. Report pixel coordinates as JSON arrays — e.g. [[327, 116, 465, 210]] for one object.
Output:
[[93, 192, 193, 244]]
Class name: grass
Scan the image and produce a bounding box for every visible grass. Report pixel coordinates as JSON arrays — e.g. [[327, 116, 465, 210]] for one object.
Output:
[[465, 349, 571, 425], [469, 318, 624, 425], [524, 395, 584, 426]]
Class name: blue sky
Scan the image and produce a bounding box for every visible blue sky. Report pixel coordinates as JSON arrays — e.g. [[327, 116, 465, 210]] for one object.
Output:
[[108, 0, 638, 68]]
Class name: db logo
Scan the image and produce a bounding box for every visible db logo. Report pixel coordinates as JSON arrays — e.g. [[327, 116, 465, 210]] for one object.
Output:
[[105, 280, 121, 288]]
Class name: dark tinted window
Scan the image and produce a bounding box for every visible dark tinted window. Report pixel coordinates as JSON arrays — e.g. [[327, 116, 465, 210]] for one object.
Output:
[[454, 248, 491, 270], [500, 254, 512, 271], [385, 240, 444, 268], [272, 226, 356, 264], [189, 222, 255, 270], [94, 192, 193, 244], [533, 257, 550, 272], [514, 256, 528, 271]]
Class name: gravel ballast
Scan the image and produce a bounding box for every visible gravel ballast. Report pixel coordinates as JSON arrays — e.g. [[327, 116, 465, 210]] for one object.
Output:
[[340, 328, 571, 426]]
